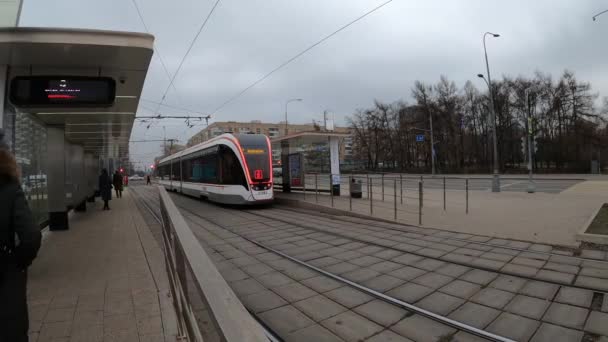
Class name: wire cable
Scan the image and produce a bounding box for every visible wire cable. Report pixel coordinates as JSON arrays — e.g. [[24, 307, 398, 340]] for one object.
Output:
[[211, 0, 394, 115], [130, 0, 183, 104], [153, 0, 221, 116]]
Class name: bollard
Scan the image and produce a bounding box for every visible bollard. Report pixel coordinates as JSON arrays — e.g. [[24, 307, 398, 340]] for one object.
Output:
[[381, 174, 385, 201], [418, 181, 422, 225], [400, 174, 403, 204], [420, 178, 424, 208], [466, 178, 469, 214], [303, 173, 306, 200], [349, 175, 353, 211], [443, 176, 446, 211], [366, 174, 370, 199], [394, 179, 397, 221], [315, 173, 318, 203], [370, 178, 373, 215], [330, 174, 334, 207]]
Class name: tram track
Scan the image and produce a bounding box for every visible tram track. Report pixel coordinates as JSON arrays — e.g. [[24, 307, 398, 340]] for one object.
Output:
[[133, 186, 607, 342]]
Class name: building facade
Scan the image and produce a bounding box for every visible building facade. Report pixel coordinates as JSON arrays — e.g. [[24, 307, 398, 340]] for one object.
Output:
[[187, 121, 353, 166]]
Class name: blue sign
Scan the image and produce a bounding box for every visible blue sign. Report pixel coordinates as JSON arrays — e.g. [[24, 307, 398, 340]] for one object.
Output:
[[416, 135, 425, 142]]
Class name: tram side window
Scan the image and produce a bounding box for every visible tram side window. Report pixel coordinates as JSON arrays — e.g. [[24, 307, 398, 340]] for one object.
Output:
[[182, 158, 192, 182], [201, 154, 218, 183], [219, 145, 247, 188]]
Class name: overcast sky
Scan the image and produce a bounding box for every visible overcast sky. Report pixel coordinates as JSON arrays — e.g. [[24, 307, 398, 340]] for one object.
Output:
[[20, 0, 608, 168]]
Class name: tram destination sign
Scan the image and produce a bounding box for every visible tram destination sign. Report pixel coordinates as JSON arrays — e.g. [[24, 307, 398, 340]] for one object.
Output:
[[9, 76, 116, 107]]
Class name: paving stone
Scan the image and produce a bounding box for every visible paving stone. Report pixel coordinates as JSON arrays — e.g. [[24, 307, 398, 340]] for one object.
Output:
[[272, 283, 317, 303], [285, 324, 344, 342], [435, 264, 471, 278], [459, 269, 498, 285], [471, 258, 506, 270], [230, 278, 266, 296], [411, 272, 454, 289], [369, 261, 403, 273], [416, 248, 447, 258], [415, 292, 465, 315], [38, 321, 72, 339], [387, 283, 434, 303], [508, 240, 532, 249], [575, 276, 608, 291], [362, 274, 405, 292], [584, 311, 608, 336], [282, 265, 319, 281], [394, 243, 424, 253], [428, 243, 459, 253], [518, 252, 550, 261], [439, 280, 481, 299], [448, 302, 501, 328], [242, 290, 288, 313], [512, 256, 546, 268], [603, 296, 608, 312], [374, 249, 403, 260], [583, 259, 608, 270], [463, 243, 493, 252], [530, 323, 584, 342], [391, 315, 456, 342], [365, 330, 414, 342], [354, 299, 409, 326], [451, 331, 489, 342], [470, 287, 515, 309], [294, 295, 348, 322], [136, 315, 162, 335], [454, 248, 485, 257], [325, 286, 373, 308], [414, 258, 446, 271], [242, 263, 275, 277], [392, 253, 424, 265], [529, 244, 553, 252], [324, 262, 360, 275], [259, 305, 315, 336], [440, 252, 474, 264], [549, 254, 581, 266], [302, 276, 344, 293], [390, 266, 427, 281], [103, 330, 139, 342], [504, 295, 550, 319], [580, 249, 606, 260], [543, 262, 579, 274], [500, 263, 539, 277], [103, 313, 136, 333], [308, 257, 342, 268], [535, 270, 575, 284], [358, 245, 385, 254], [555, 286, 593, 308], [542, 303, 589, 329], [350, 255, 384, 267], [334, 250, 365, 261], [490, 247, 520, 256], [44, 307, 75, 323], [580, 267, 608, 279], [479, 252, 513, 262], [321, 310, 383, 341], [341, 268, 381, 282], [486, 312, 540, 342], [489, 275, 527, 293]]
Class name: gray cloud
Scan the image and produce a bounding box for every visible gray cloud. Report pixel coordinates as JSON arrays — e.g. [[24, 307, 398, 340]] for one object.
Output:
[[20, 0, 608, 167]]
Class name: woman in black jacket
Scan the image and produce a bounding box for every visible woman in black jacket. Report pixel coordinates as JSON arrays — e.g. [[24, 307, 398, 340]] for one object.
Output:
[[98, 169, 112, 210], [0, 131, 42, 342]]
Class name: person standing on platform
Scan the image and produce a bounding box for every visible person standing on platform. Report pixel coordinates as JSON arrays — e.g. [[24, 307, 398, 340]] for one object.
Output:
[[146, 175, 151, 185], [112, 170, 123, 198], [99, 169, 112, 210], [0, 130, 42, 342]]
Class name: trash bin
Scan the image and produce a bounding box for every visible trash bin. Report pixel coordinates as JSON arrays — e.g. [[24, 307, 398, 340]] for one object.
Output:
[[350, 180, 362, 198]]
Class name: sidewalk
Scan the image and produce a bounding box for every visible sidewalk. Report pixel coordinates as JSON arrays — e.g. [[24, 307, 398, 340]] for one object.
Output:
[[277, 179, 608, 247], [26, 189, 178, 342]]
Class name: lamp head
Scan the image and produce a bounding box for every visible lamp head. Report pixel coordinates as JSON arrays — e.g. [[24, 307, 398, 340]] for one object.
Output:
[[477, 74, 484, 78]]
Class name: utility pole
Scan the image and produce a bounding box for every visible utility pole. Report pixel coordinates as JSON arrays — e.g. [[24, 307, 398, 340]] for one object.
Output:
[[429, 111, 435, 175], [525, 87, 535, 193]]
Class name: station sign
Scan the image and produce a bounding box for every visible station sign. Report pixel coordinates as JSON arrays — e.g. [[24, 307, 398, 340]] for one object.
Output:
[[9, 76, 116, 107], [416, 134, 425, 142]]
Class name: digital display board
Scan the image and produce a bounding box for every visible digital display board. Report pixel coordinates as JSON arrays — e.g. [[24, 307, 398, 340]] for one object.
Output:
[[9, 76, 116, 107]]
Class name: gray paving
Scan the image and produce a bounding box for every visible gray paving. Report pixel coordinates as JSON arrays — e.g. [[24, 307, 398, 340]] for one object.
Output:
[[133, 186, 608, 342]]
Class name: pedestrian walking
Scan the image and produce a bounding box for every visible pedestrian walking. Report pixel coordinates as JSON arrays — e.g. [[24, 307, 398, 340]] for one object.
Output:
[[112, 170, 123, 198], [0, 130, 42, 342], [99, 169, 112, 210], [146, 175, 151, 185]]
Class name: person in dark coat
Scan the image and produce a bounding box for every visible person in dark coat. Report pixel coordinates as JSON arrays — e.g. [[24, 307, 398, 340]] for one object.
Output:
[[0, 130, 42, 342], [112, 171, 123, 198], [98, 169, 112, 210]]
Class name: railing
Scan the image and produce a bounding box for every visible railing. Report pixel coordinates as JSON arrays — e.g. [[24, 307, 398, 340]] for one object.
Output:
[[158, 187, 269, 342]]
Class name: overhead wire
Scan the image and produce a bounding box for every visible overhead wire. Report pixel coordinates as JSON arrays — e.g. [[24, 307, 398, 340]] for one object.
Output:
[[130, 0, 184, 105], [152, 0, 221, 116], [210, 0, 394, 115]]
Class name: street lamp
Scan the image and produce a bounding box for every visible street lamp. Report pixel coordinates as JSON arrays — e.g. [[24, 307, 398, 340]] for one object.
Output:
[[592, 9, 608, 21], [479, 31, 501, 192], [284, 98, 303, 135]]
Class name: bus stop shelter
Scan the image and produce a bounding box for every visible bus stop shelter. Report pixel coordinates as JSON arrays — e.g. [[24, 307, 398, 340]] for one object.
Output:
[[271, 131, 349, 195]]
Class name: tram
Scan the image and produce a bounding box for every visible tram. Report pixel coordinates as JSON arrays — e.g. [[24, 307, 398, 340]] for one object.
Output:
[[157, 133, 273, 204]]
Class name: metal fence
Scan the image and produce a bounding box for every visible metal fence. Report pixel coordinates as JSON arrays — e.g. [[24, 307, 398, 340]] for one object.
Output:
[[158, 187, 268, 342]]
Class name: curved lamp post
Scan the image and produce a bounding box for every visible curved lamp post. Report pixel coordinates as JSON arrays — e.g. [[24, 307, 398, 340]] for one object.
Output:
[[284, 98, 303, 135], [478, 31, 501, 192]]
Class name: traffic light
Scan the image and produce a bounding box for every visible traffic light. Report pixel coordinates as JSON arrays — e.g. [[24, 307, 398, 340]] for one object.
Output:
[[520, 137, 526, 160], [533, 140, 538, 153], [119, 168, 124, 173]]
